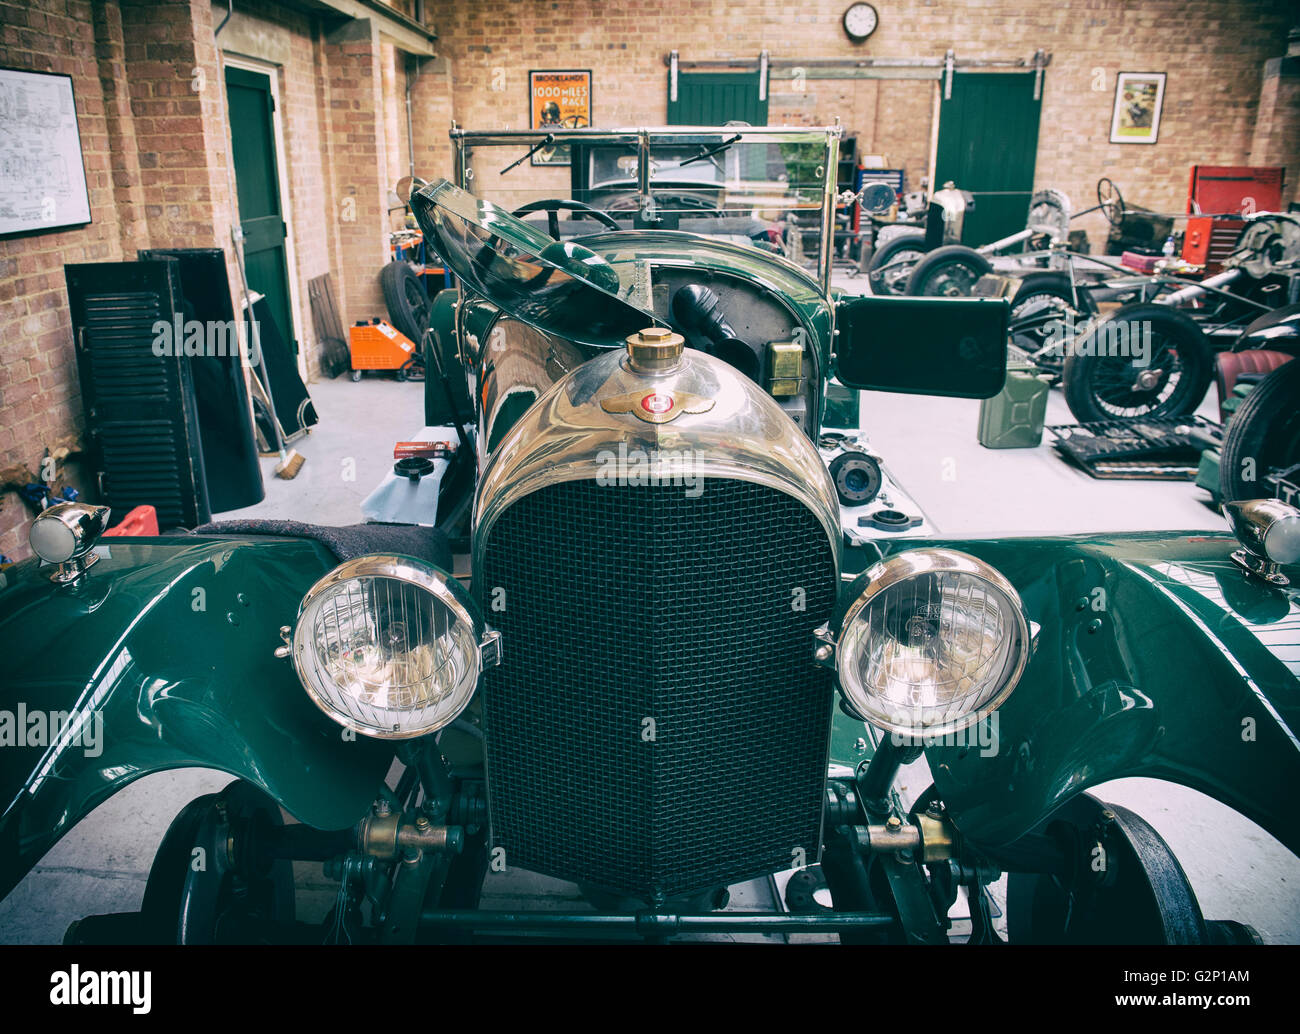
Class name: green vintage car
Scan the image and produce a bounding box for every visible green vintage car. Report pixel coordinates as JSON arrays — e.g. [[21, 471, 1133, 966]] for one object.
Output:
[[2, 126, 1298, 945]]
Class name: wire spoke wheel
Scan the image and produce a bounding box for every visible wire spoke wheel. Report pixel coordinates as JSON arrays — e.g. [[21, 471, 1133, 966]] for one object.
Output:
[[904, 245, 993, 298], [919, 262, 982, 296], [1086, 333, 1184, 418], [1062, 303, 1213, 423]]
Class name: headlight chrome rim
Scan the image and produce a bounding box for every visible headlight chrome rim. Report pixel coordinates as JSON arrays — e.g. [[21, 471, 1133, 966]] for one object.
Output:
[[292, 554, 492, 740], [834, 548, 1030, 738]]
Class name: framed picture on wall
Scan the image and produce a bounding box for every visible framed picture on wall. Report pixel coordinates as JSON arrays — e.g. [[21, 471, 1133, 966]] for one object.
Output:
[[0, 67, 92, 236], [1110, 71, 1166, 144], [528, 70, 592, 166]]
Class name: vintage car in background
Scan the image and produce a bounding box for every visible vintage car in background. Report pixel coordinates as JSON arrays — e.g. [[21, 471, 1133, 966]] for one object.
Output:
[[1, 126, 1298, 945], [447, 124, 821, 256]]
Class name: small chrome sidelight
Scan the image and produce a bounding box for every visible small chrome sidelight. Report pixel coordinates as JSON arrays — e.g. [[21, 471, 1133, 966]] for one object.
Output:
[[29, 502, 111, 586], [1223, 499, 1300, 585], [812, 624, 836, 667]]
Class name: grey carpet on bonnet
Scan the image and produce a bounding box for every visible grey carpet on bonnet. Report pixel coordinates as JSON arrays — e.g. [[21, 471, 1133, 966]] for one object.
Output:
[[190, 519, 452, 569]]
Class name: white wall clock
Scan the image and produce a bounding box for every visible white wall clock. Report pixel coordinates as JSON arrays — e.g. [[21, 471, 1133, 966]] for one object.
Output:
[[843, 3, 879, 42]]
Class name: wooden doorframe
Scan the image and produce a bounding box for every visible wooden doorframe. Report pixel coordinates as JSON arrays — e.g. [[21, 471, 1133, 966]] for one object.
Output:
[[221, 53, 308, 381]]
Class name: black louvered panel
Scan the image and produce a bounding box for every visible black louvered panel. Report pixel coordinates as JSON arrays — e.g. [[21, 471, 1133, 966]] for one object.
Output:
[[65, 263, 210, 529], [480, 478, 837, 901], [139, 249, 263, 514]]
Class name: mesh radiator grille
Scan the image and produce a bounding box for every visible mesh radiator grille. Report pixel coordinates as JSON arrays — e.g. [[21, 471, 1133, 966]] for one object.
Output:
[[480, 477, 836, 900]]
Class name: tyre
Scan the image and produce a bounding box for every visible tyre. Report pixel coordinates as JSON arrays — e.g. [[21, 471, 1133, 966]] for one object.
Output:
[[1010, 272, 1089, 374], [1062, 303, 1213, 423], [866, 231, 926, 295], [140, 782, 294, 944], [380, 260, 430, 343], [1009, 272, 1088, 321], [904, 245, 993, 297], [1219, 357, 1300, 503]]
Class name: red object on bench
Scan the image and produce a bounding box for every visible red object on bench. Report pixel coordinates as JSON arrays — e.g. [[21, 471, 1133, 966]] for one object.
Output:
[[394, 441, 454, 460], [103, 505, 159, 537], [1120, 251, 1162, 273]]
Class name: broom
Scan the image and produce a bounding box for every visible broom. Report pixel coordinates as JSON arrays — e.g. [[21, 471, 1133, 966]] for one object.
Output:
[[233, 231, 305, 480]]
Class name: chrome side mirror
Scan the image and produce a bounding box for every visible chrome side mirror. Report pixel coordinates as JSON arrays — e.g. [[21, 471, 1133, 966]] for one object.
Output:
[[1223, 499, 1300, 585], [860, 182, 896, 215], [29, 502, 110, 586]]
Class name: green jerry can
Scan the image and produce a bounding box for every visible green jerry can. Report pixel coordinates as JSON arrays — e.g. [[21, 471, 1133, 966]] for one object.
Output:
[[978, 366, 1052, 448]]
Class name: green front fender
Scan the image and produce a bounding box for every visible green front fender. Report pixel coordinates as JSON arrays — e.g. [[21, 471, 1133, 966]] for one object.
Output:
[[0, 536, 393, 902], [838, 532, 1300, 856]]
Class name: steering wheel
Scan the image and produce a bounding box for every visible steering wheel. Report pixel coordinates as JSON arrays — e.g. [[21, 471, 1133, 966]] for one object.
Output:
[[1096, 178, 1126, 228], [511, 199, 619, 240]]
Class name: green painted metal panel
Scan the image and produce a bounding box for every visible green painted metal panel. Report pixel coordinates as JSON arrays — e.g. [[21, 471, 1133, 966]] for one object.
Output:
[[935, 72, 1042, 247], [667, 71, 768, 126], [225, 66, 297, 353], [0, 537, 395, 901]]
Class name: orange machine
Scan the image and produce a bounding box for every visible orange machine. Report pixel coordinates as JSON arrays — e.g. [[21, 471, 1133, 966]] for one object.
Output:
[[348, 318, 422, 381]]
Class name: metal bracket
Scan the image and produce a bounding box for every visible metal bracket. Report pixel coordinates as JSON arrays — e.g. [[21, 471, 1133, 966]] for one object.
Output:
[[1032, 49, 1045, 100], [758, 50, 769, 101], [669, 49, 679, 102], [944, 49, 954, 99], [1231, 547, 1289, 586]]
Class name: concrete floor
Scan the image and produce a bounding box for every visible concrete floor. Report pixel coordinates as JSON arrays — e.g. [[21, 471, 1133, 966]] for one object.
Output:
[[2, 305, 1297, 944]]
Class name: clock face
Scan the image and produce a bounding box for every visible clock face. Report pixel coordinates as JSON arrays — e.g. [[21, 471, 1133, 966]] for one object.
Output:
[[843, 3, 878, 40]]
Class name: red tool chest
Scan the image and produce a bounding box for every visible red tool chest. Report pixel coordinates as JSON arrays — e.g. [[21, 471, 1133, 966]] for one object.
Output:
[[1183, 165, 1285, 272]]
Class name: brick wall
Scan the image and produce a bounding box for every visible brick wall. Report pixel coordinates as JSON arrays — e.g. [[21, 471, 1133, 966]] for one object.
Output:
[[1250, 57, 1300, 203], [0, 0, 233, 560], [322, 19, 393, 330], [0, 0, 398, 558], [424, 0, 1298, 247], [0, 0, 121, 561]]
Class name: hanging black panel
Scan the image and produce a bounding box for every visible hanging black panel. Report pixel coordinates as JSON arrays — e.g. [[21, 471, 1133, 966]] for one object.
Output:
[[139, 248, 265, 514], [64, 261, 211, 529]]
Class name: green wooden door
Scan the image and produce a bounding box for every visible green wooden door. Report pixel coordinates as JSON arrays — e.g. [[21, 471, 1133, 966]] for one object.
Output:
[[225, 66, 296, 354], [667, 71, 768, 125], [934, 72, 1042, 247]]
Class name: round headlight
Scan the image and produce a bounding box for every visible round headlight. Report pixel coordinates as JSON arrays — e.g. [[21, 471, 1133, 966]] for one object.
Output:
[[835, 549, 1029, 737], [292, 555, 494, 739]]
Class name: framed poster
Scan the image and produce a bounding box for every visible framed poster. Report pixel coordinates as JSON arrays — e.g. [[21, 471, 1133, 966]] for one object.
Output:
[[0, 68, 92, 236], [528, 70, 592, 166], [1110, 71, 1166, 145]]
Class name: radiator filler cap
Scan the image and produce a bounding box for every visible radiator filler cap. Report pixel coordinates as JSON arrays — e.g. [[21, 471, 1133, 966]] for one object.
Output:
[[626, 326, 684, 372]]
